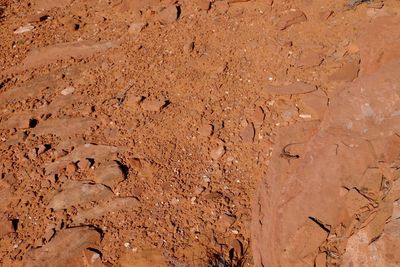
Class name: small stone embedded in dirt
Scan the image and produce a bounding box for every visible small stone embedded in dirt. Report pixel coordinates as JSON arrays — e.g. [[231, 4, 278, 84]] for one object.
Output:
[[204, 192, 223, 200], [210, 145, 226, 160], [128, 22, 147, 35], [0, 216, 14, 238], [125, 95, 144, 109], [141, 99, 168, 112], [196, 0, 211, 11], [158, 5, 179, 25], [218, 214, 236, 228], [183, 41, 195, 54], [277, 10, 307, 30], [77, 158, 91, 170], [48, 182, 114, 211], [83, 249, 103, 266], [240, 122, 255, 143], [94, 161, 126, 189], [128, 158, 142, 171], [22, 227, 101, 267], [231, 239, 243, 257], [61, 86, 75, 95], [14, 24, 35, 34], [65, 162, 78, 176], [198, 124, 213, 137], [251, 106, 265, 125]]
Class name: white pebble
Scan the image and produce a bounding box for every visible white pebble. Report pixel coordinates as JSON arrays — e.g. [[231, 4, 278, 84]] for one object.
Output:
[[61, 86, 75, 96], [14, 25, 35, 34]]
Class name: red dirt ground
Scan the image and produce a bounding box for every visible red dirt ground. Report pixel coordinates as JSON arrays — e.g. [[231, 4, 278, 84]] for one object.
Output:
[[0, 0, 399, 266]]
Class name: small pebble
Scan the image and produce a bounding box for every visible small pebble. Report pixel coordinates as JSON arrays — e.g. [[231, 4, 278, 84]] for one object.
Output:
[[128, 22, 147, 35], [61, 86, 75, 96], [210, 145, 225, 160], [14, 25, 35, 34]]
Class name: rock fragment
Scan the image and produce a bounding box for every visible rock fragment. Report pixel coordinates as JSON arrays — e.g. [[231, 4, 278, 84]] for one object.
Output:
[[23, 227, 101, 267], [94, 161, 126, 189], [14, 24, 35, 34], [128, 22, 147, 35], [196, 0, 211, 10], [48, 182, 114, 211], [240, 123, 255, 143], [141, 99, 168, 112], [45, 144, 119, 175], [21, 40, 119, 70], [32, 117, 95, 137], [251, 107, 265, 125], [198, 124, 213, 137], [277, 10, 307, 30], [158, 5, 179, 24], [183, 41, 195, 54], [0, 216, 14, 238], [210, 146, 225, 160], [61, 86, 75, 95]]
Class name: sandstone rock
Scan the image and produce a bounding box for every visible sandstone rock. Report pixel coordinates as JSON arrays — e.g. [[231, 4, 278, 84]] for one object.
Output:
[[277, 10, 307, 30], [94, 161, 126, 189], [141, 99, 167, 112], [23, 227, 101, 267], [128, 22, 147, 35], [48, 181, 114, 211], [252, 58, 400, 266], [0, 216, 14, 238], [240, 123, 255, 143], [198, 124, 213, 137], [210, 146, 225, 160], [196, 0, 211, 11], [21, 40, 119, 70], [45, 144, 119, 175], [32, 117, 95, 137], [158, 5, 179, 24]]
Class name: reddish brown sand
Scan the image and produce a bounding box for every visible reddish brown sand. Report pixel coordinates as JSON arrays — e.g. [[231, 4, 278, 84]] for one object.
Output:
[[0, 0, 399, 266]]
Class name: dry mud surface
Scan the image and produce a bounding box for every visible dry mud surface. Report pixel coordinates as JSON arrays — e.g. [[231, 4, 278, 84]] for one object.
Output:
[[0, 0, 400, 266]]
